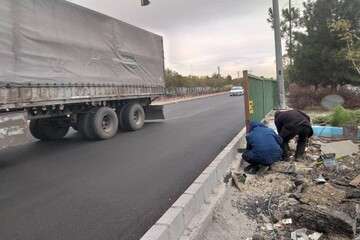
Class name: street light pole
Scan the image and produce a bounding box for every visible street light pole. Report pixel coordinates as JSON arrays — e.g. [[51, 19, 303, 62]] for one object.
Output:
[[272, 0, 286, 109]]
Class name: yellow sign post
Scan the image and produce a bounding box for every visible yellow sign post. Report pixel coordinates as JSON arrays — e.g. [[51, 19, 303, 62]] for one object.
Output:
[[249, 100, 255, 115]]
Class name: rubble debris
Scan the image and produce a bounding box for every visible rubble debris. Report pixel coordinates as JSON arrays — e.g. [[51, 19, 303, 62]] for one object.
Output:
[[251, 234, 266, 240], [271, 161, 295, 174], [281, 218, 293, 225], [291, 205, 356, 237], [308, 232, 323, 240], [294, 162, 313, 176], [346, 189, 360, 199], [291, 228, 309, 240], [350, 175, 360, 188], [300, 183, 346, 206], [204, 120, 360, 240], [320, 140, 358, 158], [314, 175, 326, 184], [320, 154, 337, 170], [264, 223, 274, 231]]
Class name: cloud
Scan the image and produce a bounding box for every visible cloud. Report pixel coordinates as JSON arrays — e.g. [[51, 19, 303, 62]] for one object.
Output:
[[68, 0, 294, 78]]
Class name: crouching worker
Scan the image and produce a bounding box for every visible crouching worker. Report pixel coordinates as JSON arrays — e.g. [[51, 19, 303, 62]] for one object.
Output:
[[275, 110, 313, 160], [242, 122, 283, 173]]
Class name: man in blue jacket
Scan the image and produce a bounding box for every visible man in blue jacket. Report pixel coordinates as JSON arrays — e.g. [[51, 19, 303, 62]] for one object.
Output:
[[242, 122, 283, 172]]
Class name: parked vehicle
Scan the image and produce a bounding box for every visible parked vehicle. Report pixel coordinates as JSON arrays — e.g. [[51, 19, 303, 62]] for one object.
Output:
[[229, 86, 244, 96], [0, 0, 165, 149]]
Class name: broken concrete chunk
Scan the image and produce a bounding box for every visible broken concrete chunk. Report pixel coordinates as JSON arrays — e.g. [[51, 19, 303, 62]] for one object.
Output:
[[320, 140, 358, 159], [251, 234, 266, 240], [294, 162, 313, 176], [314, 175, 326, 184], [291, 205, 356, 237], [265, 223, 274, 231], [308, 232, 323, 240], [346, 189, 360, 199], [350, 175, 360, 188], [281, 218, 293, 225], [300, 183, 346, 205], [291, 228, 309, 240]]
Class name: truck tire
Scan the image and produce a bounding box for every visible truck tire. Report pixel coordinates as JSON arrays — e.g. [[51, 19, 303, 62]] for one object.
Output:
[[122, 103, 145, 131], [116, 106, 126, 131], [29, 119, 48, 140], [78, 112, 97, 140], [29, 118, 70, 141], [91, 107, 119, 140]]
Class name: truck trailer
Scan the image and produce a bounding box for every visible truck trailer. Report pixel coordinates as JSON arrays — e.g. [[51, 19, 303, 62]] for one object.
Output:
[[0, 0, 165, 149]]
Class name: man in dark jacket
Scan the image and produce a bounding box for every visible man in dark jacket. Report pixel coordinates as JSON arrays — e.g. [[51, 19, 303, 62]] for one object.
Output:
[[242, 122, 283, 169], [275, 110, 313, 160]]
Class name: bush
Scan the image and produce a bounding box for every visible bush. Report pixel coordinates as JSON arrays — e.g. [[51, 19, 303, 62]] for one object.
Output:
[[288, 84, 360, 109], [330, 106, 353, 126], [313, 106, 360, 127]]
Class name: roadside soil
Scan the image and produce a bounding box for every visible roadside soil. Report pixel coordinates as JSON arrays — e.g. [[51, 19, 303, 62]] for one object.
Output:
[[202, 138, 360, 240]]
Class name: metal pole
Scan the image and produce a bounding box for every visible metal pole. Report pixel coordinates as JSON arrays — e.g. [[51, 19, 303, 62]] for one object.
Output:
[[289, 0, 293, 66], [272, 0, 286, 109], [243, 70, 251, 132]]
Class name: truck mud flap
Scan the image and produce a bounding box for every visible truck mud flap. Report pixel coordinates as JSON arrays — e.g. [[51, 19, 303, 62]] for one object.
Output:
[[144, 105, 165, 120], [0, 112, 29, 150]]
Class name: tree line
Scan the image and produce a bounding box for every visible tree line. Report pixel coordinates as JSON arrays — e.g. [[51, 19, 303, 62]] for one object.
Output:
[[164, 69, 242, 89], [268, 0, 360, 87]]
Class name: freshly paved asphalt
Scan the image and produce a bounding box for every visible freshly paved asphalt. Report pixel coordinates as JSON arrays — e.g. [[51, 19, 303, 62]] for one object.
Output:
[[0, 94, 245, 240]]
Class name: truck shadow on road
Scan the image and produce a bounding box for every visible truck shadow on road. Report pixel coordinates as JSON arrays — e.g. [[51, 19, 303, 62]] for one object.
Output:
[[0, 122, 164, 170]]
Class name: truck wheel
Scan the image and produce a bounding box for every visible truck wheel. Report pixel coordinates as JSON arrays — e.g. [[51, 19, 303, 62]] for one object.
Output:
[[91, 107, 119, 140], [78, 112, 97, 140], [122, 103, 145, 131], [29, 118, 70, 141], [116, 106, 126, 131], [29, 119, 47, 140]]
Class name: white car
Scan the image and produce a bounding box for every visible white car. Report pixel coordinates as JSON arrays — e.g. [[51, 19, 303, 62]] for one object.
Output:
[[229, 86, 244, 96]]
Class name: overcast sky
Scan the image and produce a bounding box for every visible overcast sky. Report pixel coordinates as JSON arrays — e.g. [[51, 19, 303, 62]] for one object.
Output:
[[69, 0, 301, 78]]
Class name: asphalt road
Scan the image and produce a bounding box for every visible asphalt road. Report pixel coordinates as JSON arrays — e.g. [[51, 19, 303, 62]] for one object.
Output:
[[0, 94, 245, 240]]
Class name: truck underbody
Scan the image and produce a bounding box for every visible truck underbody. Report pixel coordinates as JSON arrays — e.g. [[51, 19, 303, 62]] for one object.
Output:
[[0, 87, 165, 150]]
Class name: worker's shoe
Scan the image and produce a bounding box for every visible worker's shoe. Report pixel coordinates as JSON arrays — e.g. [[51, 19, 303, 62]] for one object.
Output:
[[244, 164, 260, 175], [244, 164, 269, 175]]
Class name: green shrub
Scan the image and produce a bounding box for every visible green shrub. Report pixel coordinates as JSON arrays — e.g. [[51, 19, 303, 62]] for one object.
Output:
[[313, 107, 360, 127], [313, 115, 332, 125], [330, 106, 353, 126]]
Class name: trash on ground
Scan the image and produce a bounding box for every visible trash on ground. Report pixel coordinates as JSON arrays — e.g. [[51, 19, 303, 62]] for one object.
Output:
[[281, 218, 293, 225], [350, 175, 360, 188], [314, 174, 326, 184], [308, 232, 323, 240], [203, 114, 360, 240], [291, 228, 309, 240]]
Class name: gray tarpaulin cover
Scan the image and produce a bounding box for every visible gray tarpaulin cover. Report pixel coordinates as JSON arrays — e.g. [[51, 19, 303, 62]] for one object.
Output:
[[0, 0, 165, 87]]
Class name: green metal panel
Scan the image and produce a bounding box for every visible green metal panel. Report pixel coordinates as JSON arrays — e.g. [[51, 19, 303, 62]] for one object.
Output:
[[248, 75, 279, 122]]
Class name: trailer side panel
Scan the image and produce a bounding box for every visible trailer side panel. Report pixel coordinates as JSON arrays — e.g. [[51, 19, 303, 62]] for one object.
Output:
[[0, 0, 164, 89]]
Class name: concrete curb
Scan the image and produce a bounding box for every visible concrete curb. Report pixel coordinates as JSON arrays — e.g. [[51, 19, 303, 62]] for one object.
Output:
[[140, 127, 247, 240], [152, 92, 227, 106]]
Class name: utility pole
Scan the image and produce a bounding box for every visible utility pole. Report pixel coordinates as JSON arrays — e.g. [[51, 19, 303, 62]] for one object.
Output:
[[272, 0, 286, 109], [289, 0, 293, 66], [217, 66, 221, 78]]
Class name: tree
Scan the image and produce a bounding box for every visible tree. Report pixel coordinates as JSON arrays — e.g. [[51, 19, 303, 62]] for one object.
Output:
[[330, 19, 360, 75], [164, 69, 233, 89], [269, 0, 360, 87], [267, 6, 301, 64]]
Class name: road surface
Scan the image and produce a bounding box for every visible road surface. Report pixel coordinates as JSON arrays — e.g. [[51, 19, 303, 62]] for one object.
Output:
[[0, 94, 245, 240]]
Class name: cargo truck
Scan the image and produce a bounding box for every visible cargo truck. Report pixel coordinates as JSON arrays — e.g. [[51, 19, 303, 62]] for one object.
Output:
[[0, 0, 165, 149]]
